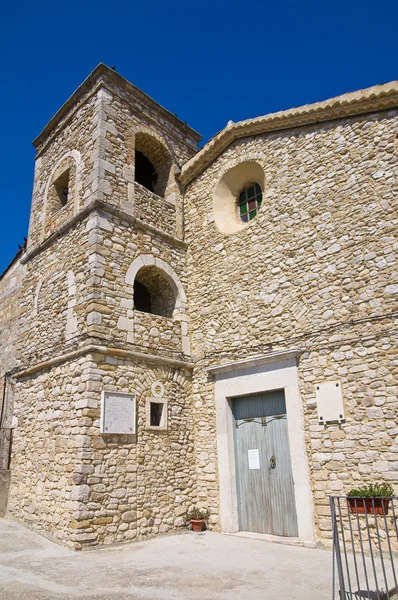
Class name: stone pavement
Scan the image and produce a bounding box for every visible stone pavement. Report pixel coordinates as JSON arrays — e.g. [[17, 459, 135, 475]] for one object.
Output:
[[0, 519, 333, 599]]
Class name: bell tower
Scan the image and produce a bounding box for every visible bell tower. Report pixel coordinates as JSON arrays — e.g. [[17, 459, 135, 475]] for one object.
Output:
[[9, 65, 202, 548]]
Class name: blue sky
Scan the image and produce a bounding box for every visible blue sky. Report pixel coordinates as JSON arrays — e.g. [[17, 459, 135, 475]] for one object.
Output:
[[0, 0, 396, 273]]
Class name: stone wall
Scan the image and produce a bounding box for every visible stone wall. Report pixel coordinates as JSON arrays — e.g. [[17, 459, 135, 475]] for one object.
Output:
[[185, 108, 398, 542], [133, 311, 181, 353], [8, 360, 85, 546], [9, 353, 194, 549], [84, 209, 188, 359], [17, 217, 90, 366], [66, 354, 194, 549], [0, 254, 25, 427], [300, 334, 397, 538], [134, 184, 177, 237], [75, 77, 199, 239], [0, 256, 24, 373], [27, 91, 100, 249]]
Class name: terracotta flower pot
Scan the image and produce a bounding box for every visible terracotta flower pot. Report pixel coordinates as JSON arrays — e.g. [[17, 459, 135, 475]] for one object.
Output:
[[348, 498, 390, 515], [191, 519, 204, 532]]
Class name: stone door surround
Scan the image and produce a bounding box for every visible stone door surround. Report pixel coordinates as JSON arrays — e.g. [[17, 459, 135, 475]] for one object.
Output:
[[206, 349, 315, 543]]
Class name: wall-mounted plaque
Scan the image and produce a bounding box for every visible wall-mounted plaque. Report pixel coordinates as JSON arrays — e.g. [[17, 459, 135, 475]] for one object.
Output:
[[100, 391, 136, 434], [315, 381, 345, 424]]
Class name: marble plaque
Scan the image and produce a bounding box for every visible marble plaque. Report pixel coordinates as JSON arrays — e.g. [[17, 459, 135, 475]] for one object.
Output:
[[315, 381, 345, 424], [100, 392, 136, 434]]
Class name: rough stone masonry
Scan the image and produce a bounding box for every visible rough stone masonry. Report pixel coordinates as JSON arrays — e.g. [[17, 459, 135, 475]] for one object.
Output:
[[0, 64, 397, 549]]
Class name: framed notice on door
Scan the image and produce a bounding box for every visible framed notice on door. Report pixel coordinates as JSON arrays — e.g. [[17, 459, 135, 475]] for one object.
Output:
[[248, 449, 260, 469]]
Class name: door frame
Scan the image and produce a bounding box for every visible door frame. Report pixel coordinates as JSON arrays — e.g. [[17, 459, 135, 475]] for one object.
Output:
[[206, 349, 315, 543]]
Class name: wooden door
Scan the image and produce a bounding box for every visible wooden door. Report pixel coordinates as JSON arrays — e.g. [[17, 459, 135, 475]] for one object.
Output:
[[232, 390, 298, 537]]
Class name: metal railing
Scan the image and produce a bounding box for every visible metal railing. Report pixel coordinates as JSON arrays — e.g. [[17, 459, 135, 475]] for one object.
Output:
[[330, 495, 398, 599]]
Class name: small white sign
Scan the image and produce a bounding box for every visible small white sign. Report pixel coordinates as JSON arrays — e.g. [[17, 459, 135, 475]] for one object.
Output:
[[248, 449, 260, 470], [315, 381, 345, 424], [100, 391, 136, 435]]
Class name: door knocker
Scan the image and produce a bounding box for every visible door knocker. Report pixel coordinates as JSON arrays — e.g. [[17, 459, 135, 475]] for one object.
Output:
[[270, 456, 276, 469]]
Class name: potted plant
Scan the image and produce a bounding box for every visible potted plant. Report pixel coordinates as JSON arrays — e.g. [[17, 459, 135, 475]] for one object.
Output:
[[186, 507, 209, 532], [347, 483, 394, 515]]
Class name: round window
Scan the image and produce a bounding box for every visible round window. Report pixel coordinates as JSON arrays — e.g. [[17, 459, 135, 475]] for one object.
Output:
[[238, 183, 263, 222]]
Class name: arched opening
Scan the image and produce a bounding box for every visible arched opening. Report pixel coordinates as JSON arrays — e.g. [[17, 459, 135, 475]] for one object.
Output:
[[134, 133, 173, 198], [133, 279, 152, 313], [48, 159, 75, 214], [134, 266, 176, 318], [135, 151, 157, 192], [53, 168, 70, 207]]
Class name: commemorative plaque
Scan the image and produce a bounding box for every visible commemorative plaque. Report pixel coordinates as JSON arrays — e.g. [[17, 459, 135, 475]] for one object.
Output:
[[100, 391, 136, 434]]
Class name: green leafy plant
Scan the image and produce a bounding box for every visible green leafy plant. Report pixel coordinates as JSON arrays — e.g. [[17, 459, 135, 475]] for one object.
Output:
[[186, 507, 210, 521], [347, 483, 394, 498]]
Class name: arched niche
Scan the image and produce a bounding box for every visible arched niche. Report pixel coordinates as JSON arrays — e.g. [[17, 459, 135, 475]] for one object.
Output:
[[126, 255, 186, 313], [41, 150, 82, 240], [134, 267, 176, 318], [212, 160, 266, 235]]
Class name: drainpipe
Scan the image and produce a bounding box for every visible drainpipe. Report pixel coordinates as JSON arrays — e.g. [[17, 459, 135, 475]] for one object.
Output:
[[0, 372, 8, 429]]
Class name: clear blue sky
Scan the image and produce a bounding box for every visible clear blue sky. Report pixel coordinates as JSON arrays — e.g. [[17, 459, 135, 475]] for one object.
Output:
[[0, 0, 396, 273]]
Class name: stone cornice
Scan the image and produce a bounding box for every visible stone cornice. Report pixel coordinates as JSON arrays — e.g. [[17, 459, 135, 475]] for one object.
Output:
[[33, 63, 202, 153], [21, 199, 187, 264], [204, 348, 301, 376], [179, 81, 398, 187], [15, 344, 193, 379]]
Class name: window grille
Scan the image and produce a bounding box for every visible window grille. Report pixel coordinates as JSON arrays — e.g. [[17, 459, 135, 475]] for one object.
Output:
[[238, 183, 262, 222]]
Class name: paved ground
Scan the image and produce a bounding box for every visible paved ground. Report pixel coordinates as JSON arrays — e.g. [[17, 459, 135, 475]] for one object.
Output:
[[0, 519, 334, 599]]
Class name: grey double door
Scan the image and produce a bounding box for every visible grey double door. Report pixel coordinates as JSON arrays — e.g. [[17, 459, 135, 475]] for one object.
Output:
[[232, 390, 298, 537]]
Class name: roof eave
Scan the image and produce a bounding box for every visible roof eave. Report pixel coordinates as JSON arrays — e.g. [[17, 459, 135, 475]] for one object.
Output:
[[179, 81, 398, 187]]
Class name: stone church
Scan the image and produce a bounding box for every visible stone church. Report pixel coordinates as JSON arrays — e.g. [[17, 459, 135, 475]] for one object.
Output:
[[0, 64, 397, 549]]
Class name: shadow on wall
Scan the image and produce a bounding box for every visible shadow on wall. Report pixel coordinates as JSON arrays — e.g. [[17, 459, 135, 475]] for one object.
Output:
[[0, 469, 10, 517]]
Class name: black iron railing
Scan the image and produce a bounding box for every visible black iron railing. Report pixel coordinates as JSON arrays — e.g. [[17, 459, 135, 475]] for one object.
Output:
[[330, 495, 398, 599]]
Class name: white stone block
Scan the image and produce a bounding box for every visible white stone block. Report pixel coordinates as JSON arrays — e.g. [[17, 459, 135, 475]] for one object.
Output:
[[182, 335, 191, 356], [117, 316, 133, 332], [123, 165, 134, 183], [175, 505, 187, 517], [120, 298, 134, 309], [385, 284, 398, 296], [75, 399, 98, 410], [94, 158, 116, 174], [87, 312, 102, 326], [66, 316, 78, 338], [89, 253, 105, 264], [127, 183, 134, 201], [373, 461, 388, 472], [71, 485, 90, 502]]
